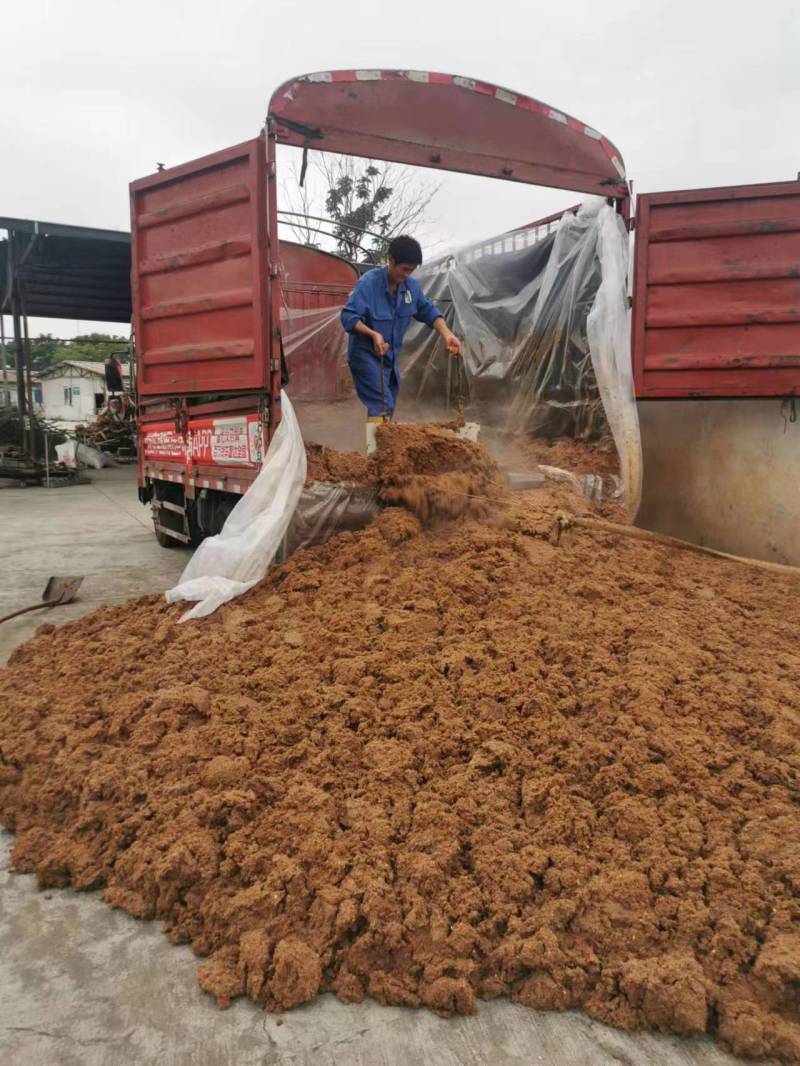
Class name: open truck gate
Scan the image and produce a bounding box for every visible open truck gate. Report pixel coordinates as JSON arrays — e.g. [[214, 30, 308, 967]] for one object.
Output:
[[131, 69, 800, 548], [136, 236, 359, 546]]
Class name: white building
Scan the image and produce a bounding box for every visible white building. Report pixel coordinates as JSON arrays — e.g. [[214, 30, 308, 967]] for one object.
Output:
[[0, 367, 42, 409], [38, 360, 129, 423]]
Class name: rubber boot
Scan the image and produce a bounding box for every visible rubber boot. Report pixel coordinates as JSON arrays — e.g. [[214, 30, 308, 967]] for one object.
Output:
[[366, 417, 382, 455]]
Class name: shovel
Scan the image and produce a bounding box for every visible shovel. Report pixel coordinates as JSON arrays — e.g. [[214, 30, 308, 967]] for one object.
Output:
[[0, 576, 85, 625], [453, 355, 480, 442]]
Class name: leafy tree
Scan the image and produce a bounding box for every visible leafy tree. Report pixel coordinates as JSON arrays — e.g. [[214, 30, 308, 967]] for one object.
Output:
[[0, 333, 130, 373], [62, 334, 130, 364], [29, 334, 63, 370], [282, 154, 440, 265], [0, 334, 61, 373]]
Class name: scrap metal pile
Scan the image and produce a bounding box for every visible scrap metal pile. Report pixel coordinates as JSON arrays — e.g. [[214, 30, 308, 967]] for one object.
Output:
[[0, 407, 73, 485], [75, 396, 136, 459], [0, 425, 798, 1064]]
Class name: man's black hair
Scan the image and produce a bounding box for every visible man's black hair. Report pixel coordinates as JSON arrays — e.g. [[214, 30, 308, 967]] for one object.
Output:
[[387, 235, 423, 266]]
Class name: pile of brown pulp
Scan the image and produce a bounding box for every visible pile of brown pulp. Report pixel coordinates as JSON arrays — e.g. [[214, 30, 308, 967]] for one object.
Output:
[[1, 425, 799, 1063]]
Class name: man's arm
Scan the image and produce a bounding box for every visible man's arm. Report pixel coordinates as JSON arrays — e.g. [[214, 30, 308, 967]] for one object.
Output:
[[414, 288, 462, 357], [353, 319, 389, 356], [341, 280, 389, 356], [432, 316, 462, 358]]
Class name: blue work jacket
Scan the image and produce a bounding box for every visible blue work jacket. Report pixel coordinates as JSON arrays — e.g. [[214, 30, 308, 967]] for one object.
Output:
[[341, 268, 443, 365]]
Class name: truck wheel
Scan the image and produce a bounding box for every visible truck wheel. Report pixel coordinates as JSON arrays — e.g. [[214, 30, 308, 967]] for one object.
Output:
[[153, 509, 181, 548], [186, 499, 206, 549], [150, 481, 192, 549]]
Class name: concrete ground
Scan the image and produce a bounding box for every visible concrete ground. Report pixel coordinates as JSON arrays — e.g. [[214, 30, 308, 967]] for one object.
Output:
[[0, 465, 749, 1065], [0, 466, 187, 665]]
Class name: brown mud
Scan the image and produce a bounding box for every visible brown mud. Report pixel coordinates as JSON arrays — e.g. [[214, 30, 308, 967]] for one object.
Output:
[[304, 443, 373, 486], [1, 426, 799, 1062], [483, 429, 620, 480], [373, 422, 505, 524], [306, 423, 505, 524]]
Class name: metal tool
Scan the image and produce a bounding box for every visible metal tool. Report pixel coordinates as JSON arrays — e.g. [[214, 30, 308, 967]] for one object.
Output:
[[0, 576, 85, 625]]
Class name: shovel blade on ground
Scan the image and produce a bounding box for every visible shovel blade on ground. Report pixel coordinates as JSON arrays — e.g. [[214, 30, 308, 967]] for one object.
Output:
[[42, 576, 84, 605], [0, 576, 85, 626]]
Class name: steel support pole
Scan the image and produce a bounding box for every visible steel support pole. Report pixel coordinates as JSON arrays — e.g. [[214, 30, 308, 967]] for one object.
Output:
[[0, 312, 7, 404], [21, 301, 36, 460], [9, 235, 28, 452]]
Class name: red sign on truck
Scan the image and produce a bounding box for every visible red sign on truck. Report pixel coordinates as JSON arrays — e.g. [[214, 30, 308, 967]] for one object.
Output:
[[142, 414, 262, 467]]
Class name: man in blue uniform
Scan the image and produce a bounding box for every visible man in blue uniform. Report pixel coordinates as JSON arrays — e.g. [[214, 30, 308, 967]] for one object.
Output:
[[341, 235, 462, 450]]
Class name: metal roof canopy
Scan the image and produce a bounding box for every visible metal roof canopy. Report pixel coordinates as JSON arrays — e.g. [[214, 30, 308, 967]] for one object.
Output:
[[268, 70, 628, 199], [0, 216, 132, 457], [0, 216, 132, 323]]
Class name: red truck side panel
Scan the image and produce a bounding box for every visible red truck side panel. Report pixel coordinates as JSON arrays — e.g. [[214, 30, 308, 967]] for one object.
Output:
[[131, 137, 271, 396], [632, 181, 800, 397]]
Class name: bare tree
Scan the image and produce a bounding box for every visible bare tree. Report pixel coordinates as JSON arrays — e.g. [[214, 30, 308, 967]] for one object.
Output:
[[281, 152, 441, 264], [281, 160, 320, 248]]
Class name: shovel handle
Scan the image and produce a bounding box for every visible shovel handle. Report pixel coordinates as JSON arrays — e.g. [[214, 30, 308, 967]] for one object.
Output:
[[0, 602, 53, 625]]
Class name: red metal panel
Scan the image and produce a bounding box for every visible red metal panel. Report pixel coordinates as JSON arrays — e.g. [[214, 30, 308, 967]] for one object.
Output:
[[633, 181, 800, 397], [264, 131, 283, 437], [280, 242, 358, 289], [131, 137, 270, 396], [139, 402, 263, 497], [268, 71, 628, 199], [279, 241, 358, 403]]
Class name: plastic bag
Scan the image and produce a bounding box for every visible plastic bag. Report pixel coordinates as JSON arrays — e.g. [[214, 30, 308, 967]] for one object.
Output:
[[55, 440, 113, 469], [165, 391, 307, 622]]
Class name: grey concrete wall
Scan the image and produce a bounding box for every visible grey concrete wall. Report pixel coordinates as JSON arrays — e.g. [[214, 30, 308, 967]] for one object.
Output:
[[637, 398, 800, 565]]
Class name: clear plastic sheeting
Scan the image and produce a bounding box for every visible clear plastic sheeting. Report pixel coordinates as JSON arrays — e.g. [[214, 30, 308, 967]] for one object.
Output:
[[403, 200, 642, 516], [586, 204, 643, 518], [281, 305, 344, 357], [165, 391, 307, 622], [274, 204, 641, 514], [283, 481, 380, 557], [280, 304, 352, 403]]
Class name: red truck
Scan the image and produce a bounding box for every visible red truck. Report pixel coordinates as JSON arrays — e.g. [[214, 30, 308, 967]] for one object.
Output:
[[132, 70, 800, 546]]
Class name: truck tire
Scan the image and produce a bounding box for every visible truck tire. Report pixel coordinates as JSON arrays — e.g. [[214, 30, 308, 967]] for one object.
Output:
[[153, 509, 181, 548], [151, 481, 191, 549]]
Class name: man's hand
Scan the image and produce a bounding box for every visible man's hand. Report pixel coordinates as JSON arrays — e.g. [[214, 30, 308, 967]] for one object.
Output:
[[352, 319, 390, 357], [372, 331, 390, 357], [432, 317, 462, 358], [444, 331, 462, 358]]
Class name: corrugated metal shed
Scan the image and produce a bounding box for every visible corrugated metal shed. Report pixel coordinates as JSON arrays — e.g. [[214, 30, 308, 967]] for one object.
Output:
[[0, 217, 132, 323]]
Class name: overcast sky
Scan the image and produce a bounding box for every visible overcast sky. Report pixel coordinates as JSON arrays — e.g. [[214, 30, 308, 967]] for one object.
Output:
[[3, 0, 799, 338]]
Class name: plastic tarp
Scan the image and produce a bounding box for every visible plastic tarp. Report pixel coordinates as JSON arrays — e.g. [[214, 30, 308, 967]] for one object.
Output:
[[280, 302, 352, 402], [165, 391, 307, 622], [403, 200, 642, 515], [273, 202, 642, 514], [586, 204, 642, 517], [281, 305, 344, 357], [284, 481, 380, 556]]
